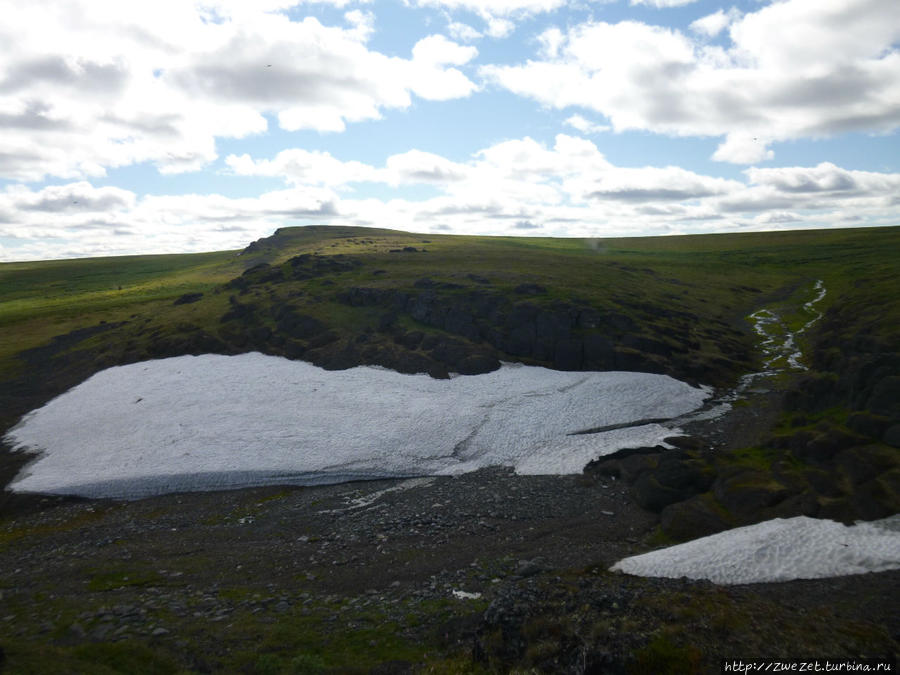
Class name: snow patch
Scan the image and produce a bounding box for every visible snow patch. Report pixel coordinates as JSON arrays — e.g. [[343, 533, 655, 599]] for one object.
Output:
[[5, 353, 709, 499], [451, 590, 482, 600], [610, 515, 900, 584]]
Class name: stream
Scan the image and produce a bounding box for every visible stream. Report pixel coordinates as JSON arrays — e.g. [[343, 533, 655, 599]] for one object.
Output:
[[579, 279, 829, 439]]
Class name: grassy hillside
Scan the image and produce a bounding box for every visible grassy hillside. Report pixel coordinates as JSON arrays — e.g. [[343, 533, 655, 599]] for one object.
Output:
[[1, 225, 897, 433]]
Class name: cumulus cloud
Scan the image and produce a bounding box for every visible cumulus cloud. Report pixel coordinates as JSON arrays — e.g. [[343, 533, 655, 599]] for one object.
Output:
[[385, 150, 469, 184], [580, 167, 741, 202], [410, 0, 567, 16], [630, 0, 697, 6], [447, 21, 483, 42], [564, 114, 611, 134], [712, 133, 775, 164], [745, 162, 900, 195], [13, 182, 136, 213], [6, 137, 899, 261], [409, 0, 569, 39], [689, 8, 741, 38], [0, 2, 478, 181], [225, 150, 381, 187], [481, 0, 900, 162]]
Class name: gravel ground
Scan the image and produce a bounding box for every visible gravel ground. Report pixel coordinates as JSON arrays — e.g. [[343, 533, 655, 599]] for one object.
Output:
[[1, 457, 897, 673]]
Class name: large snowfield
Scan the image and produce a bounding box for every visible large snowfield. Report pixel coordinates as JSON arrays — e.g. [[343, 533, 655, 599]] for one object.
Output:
[[6, 352, 899, 584], [611, 515, 900, 583], [5, 352, 709, 499]]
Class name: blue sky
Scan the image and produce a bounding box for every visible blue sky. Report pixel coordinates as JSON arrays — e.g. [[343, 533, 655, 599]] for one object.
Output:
[[0, 0, 898, 260]]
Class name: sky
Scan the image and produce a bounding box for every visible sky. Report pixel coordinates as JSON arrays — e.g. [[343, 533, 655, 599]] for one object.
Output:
[[0, 0, 898, 262]]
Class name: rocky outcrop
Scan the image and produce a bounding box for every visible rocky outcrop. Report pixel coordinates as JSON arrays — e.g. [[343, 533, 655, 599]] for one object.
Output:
[[173, 292, 203, 305], [334, 283, 732, 384]]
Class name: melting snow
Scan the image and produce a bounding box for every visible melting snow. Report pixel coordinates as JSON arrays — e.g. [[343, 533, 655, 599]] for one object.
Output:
[[5, 353, 709, 499], [610, 515, 900, 584]]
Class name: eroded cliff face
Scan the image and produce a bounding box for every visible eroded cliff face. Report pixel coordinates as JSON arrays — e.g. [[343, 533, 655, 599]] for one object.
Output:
[[196, 252, 753, 389]]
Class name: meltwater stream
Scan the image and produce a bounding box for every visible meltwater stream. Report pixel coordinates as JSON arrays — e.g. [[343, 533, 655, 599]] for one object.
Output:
[[710, 278, 828, 407], [590, 280, 830, 437]]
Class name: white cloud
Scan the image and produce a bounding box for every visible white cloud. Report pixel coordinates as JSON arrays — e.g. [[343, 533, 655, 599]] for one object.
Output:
[[409, 0, 567, 15], [7, 182, 136, 214], [485, 17, 516, 38], [7, 139, 899, 261], [481, 0, 900, 162], [412, 34, 478, 66], [576, 166, 741, 202], [385, 150, 469, 184], [630, 0, 697, 7], [0, 2, 478, 181], [745, 162, 900, 195], [447, 21, 483, 42], [689, 8, 741, 38], [409, 0, 566, 40], [712, 133, 774, 164], [225, 150, 381, 187], [564, 114, 611, 134], [344, 9, 376, 40], [537, 27, 566, 58]]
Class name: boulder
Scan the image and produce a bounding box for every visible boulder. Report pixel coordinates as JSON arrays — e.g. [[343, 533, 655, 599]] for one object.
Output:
[[618, 453, 660, 482], [712, 468, 794, 517], [759, 491, 820, 521], [660, 495, 732, 541], [631, 452, 714, 512], [427, 337, 470, 369], [633, 473, 688, 512], [849, 477, 898, 521], [653, 452, 715, 493]]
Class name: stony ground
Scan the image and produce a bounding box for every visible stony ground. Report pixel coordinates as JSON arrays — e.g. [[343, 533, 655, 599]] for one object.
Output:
[[1, 446, 898, 673]]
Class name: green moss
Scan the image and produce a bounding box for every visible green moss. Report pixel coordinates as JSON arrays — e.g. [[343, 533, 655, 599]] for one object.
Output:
[[630, 634, 703, 675], [87, 568, 165, 592], [0, 507, 114, 550], [0, 640, 180, 675]]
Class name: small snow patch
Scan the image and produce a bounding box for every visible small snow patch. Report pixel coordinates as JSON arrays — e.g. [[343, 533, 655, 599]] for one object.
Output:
[[452, 590, 482, 600], [610, 516, 900, 584]]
